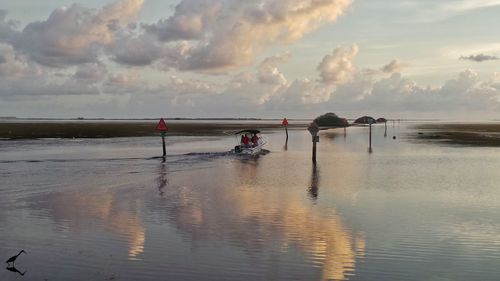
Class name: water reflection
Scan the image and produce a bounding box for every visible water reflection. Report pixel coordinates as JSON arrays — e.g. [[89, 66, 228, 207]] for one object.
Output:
[[234, 156, 260, 186], [27, 187, 146, 261], [157, 163, 168, 196], [5, 265, 26, 276], [156, 159, 366, 281], [322, 131, 341, 140], [308, 164, 319, 200]]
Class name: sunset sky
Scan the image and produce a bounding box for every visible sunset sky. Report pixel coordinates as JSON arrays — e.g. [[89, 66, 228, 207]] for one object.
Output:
[[1, 0, 499, 119]]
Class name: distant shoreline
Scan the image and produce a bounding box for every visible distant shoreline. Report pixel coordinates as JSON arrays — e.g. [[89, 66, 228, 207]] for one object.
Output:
[[3, 121, 500, 143], [0, 121, 308, 139], [1, 117, 443, 122]]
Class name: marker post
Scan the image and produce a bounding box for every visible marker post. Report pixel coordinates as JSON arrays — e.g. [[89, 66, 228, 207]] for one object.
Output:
[[307, 122, 320, 164], [282, 118, 289, 142], [155, 118, 168, 158], [368, 119, 373, 153]]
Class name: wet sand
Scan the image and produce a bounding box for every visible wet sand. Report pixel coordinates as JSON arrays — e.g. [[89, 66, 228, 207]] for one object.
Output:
[[409, 123, 500, 146]]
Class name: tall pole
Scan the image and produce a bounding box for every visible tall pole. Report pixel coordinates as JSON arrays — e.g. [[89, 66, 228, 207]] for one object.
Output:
[[307, 122, 319, 164], [312, 136, 317, 164], [156, 118, 168, 159], [162, 134, 166, 157], [368, 121, 373, 153], [285, 126, 289, 142], [384, 121, 387, 137]]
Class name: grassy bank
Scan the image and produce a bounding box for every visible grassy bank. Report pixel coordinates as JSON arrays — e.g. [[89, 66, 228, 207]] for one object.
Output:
[[409, 123, 500, 147], [0, 121, 307, 139]]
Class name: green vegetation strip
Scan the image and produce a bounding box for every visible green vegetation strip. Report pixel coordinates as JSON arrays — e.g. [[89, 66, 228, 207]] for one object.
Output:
[[0, 122, 306, 139]]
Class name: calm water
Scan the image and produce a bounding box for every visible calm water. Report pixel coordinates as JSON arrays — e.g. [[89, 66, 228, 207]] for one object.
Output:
[[2, 123, 500, 280]]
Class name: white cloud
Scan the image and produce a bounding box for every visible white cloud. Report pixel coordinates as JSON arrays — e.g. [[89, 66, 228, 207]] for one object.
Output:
[[257, 53, 291, 85], [148, 0, 352, 71], [380, 59, 406, 73], [10, 0, 144, 67], [317, 45, 359, 85]]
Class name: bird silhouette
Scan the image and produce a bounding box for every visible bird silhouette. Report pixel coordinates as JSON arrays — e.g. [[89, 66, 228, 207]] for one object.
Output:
[[5, 250, 26, 265], [6, 265, 26, 276]]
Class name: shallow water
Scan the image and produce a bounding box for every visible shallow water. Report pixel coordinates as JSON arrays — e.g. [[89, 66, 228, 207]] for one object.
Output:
[[2, 123, 500, 280]]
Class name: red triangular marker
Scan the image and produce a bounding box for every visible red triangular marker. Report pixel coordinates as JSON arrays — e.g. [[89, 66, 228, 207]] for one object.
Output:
[[282, 118, 289, 126], [156, 118, 168, 132]]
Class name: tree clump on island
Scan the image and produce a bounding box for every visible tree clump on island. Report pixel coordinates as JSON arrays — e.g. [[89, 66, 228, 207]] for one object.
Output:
[[313, 112, 349, 127], [354, 116, 376, 124]]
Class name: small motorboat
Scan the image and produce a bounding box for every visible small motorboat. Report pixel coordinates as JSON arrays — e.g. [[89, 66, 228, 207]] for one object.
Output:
[[233, 129, 266, 155]]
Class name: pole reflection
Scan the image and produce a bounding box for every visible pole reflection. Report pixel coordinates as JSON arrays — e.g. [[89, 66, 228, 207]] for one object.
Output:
[[308, 164, 319, 200], [157, 163, 168, 196]]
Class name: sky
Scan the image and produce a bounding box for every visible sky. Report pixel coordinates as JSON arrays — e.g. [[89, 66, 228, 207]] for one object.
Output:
[[0, 0, 499, 119]]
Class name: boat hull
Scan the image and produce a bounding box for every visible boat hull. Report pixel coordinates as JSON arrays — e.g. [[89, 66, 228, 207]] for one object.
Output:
[[237, 145, 263, 155], [234, 141, 266, 155]]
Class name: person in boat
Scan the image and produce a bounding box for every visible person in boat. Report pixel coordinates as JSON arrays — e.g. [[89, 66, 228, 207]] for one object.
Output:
[[241, 134, 250, 147], [251, 134, 259, 147]]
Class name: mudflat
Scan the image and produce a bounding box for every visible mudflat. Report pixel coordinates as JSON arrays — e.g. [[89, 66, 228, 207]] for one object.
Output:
[[409, 123, 500, 146]]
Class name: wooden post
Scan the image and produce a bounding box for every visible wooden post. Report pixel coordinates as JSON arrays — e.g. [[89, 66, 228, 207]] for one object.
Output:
[[161, 133, 166, 157], [282, 118, 289, 142], [312, 136, 317, 164], [155, 118, 168, 159], [384, 121, 387, 138], [368, 120, 373, 153], [307, 122, 319, 164]]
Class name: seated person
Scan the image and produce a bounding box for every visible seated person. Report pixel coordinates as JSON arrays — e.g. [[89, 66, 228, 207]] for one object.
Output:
[[241, 134, 250, 147], [251, 134, 259, 147]]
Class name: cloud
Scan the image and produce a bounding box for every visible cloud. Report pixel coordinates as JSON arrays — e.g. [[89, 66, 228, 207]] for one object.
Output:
[[72, 63, 107, 84], [460, 54, 499, 62], [149, 0, 352, 71], [1, 0, 352, 73], [257, 53, 291, 85], [109, 33, 163, 66], [10, 0, 144, 67], [0, 10, 17, 43], [330, 69, 500, 114], [317, 45, 359, 85], [440, 0, 500, 13], [0, 77, 100, 99], [380, 59, 406, 73], [399, 0, 500, 22], [0, 44, 43, 77], [143, 0, 222, 42]]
